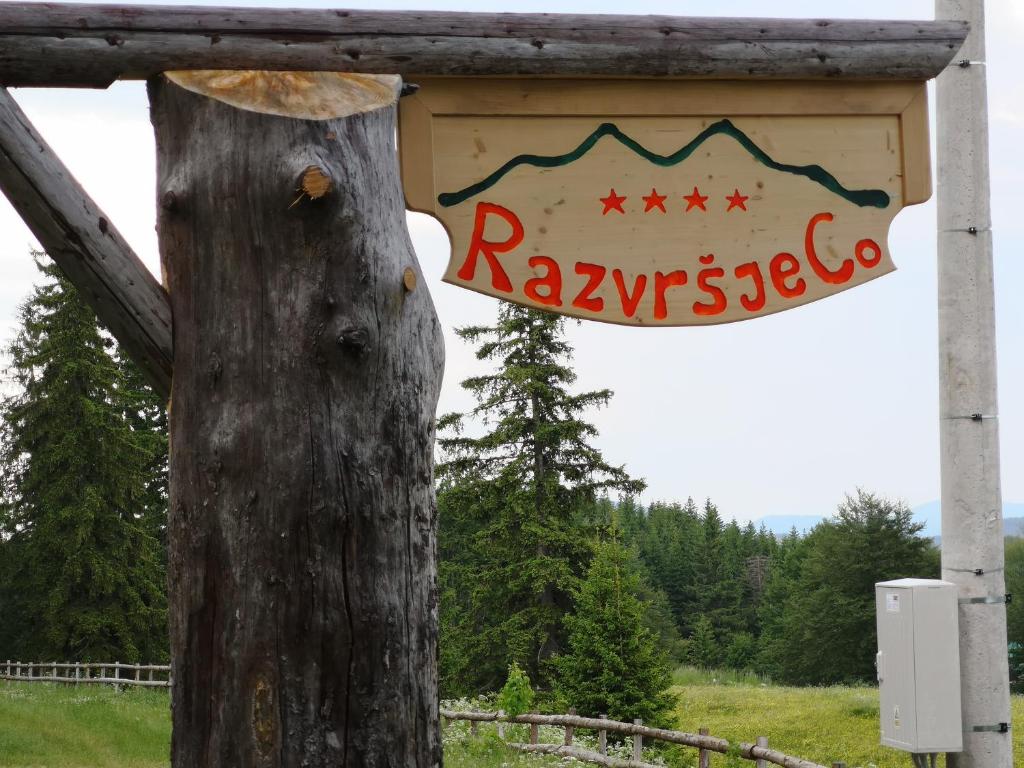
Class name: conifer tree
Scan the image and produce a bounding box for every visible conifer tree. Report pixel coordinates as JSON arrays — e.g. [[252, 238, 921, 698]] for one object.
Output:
[[760, 490, 937, 684], [754, 529, 807, 679], [116, 352, 169, 550], [553, 535, 675, 725], [437, 303, 643, 691], [0, 256, 167, 662], [685, 615, 720, 668]]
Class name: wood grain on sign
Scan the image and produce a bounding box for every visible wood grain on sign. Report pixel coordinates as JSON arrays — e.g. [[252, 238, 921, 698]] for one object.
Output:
[[399, 79, 930, 327]]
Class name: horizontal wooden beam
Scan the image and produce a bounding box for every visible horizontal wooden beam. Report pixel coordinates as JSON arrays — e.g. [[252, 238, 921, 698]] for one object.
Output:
[[0, 86, 172, 396], [0, 3, 967, 86]]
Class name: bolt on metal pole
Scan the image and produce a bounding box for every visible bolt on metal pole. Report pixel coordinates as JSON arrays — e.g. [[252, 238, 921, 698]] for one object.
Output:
[[936, 2, 1013, 767]]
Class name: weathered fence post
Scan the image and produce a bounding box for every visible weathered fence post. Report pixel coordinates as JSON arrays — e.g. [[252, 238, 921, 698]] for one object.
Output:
[[756, 735, 769, 768], [564, 708, 575, 746], [699, 727, 710, 768], [497, 710, 506, 740], [633, 718, 643, 760], [51, 662, 56, 680], [148, 73, 443, 768], [469, 720, 478, 737], [530, 721, 539, 745], [599, 714, 607, 756]]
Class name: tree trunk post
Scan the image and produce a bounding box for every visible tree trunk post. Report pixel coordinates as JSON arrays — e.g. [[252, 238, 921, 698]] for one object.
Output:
[[530, 721, 539, 745], [598, 714, 607, 755], [633, 719, 642, 760], [148, 73, 444, 767], [564, 708, 575, 746], [469, 719, 478, 737], [756, 736, 769, 768], [699, 727, 710, 768]]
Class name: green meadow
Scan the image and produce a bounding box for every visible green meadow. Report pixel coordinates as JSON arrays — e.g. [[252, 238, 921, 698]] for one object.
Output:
[[1, 672, 1021, 767]]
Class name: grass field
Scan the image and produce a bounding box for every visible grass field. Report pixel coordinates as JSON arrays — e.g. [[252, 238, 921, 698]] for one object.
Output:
[[1, 672, 1021, 767]]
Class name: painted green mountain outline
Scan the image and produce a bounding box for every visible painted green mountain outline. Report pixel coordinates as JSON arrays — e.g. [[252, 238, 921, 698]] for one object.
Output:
[[437, 119, 891, 209]]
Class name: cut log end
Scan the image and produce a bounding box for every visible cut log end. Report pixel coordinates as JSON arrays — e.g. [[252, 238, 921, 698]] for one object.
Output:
[[164, 70, 400, 120]]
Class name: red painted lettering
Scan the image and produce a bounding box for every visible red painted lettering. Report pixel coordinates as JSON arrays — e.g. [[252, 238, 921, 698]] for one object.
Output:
[[653, 270, 687, 320], [733, 261, 766, 312], [770, 252, 806, 299], [456, 202, 523, 292], [692, 256, 727, 316], [524, 256, 563, 307], [804, 212, 853, 285], [572, 262, 607, 313], [612, 269, 647, 318], [855, 238, 882, 268]]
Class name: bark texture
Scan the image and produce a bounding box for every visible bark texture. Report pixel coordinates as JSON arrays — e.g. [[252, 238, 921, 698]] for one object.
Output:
[[149, 75, 443, 768], [0, 3, 968, 86]]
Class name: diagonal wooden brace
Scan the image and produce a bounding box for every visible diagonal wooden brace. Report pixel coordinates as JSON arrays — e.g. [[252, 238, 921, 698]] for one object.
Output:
[[0, 86, 172, 396]]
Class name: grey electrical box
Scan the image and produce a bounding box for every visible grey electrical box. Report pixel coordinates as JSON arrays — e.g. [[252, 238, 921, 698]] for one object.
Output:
[[875, 578, 962, 753]]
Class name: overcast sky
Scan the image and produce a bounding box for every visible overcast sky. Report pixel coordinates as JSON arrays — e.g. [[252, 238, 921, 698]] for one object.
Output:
[[1, 0, 1021, 523]]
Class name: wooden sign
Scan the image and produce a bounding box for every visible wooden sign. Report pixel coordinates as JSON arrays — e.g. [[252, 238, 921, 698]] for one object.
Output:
[[399, 79, 930, 326]]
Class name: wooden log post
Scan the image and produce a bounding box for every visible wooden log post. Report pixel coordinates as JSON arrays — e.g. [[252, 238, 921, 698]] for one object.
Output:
[[565, 708, 575, 746], [530, 722, 539, 745], [148, 72, 444, 767], [633, 719, 643, 761], [0, 4, 969, 87], [599, 714, 607, 756], [756, 736, 769, 768], [699, 727, 710, 768]]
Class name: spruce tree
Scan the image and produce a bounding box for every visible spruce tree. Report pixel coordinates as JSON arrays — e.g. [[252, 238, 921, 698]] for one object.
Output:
[[0, 256, 167, 662], [553, 536, 675, 725], [754, 529, 807, 679], [437, 303, 643, 692], [685, 615, 719, 668], [763, 490, 938, 684]]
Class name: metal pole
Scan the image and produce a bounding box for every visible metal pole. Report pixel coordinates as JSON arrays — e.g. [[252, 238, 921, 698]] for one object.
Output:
[[936, 2, 1012, 767]]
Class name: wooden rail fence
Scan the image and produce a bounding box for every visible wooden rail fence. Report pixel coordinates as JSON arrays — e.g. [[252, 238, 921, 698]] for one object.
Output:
[[1, 660, 171, 688], [441, 708, 849, 768]]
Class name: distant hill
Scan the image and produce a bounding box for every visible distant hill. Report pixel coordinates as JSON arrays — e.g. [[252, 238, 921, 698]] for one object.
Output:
[[753, 501, 1024, 539]]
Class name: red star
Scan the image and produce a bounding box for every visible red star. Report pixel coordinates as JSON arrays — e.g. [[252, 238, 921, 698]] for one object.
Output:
[[642, 188, 668, 213], [725, 189, 749, 212], [683, 186, 708, 212], [599, 188, 627, 215]]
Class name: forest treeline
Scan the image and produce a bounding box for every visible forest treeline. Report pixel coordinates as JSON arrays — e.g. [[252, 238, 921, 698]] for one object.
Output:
[[434, 299, 940, 707], [440, 487, 940, 697], [3, 258, 1024, 710]]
